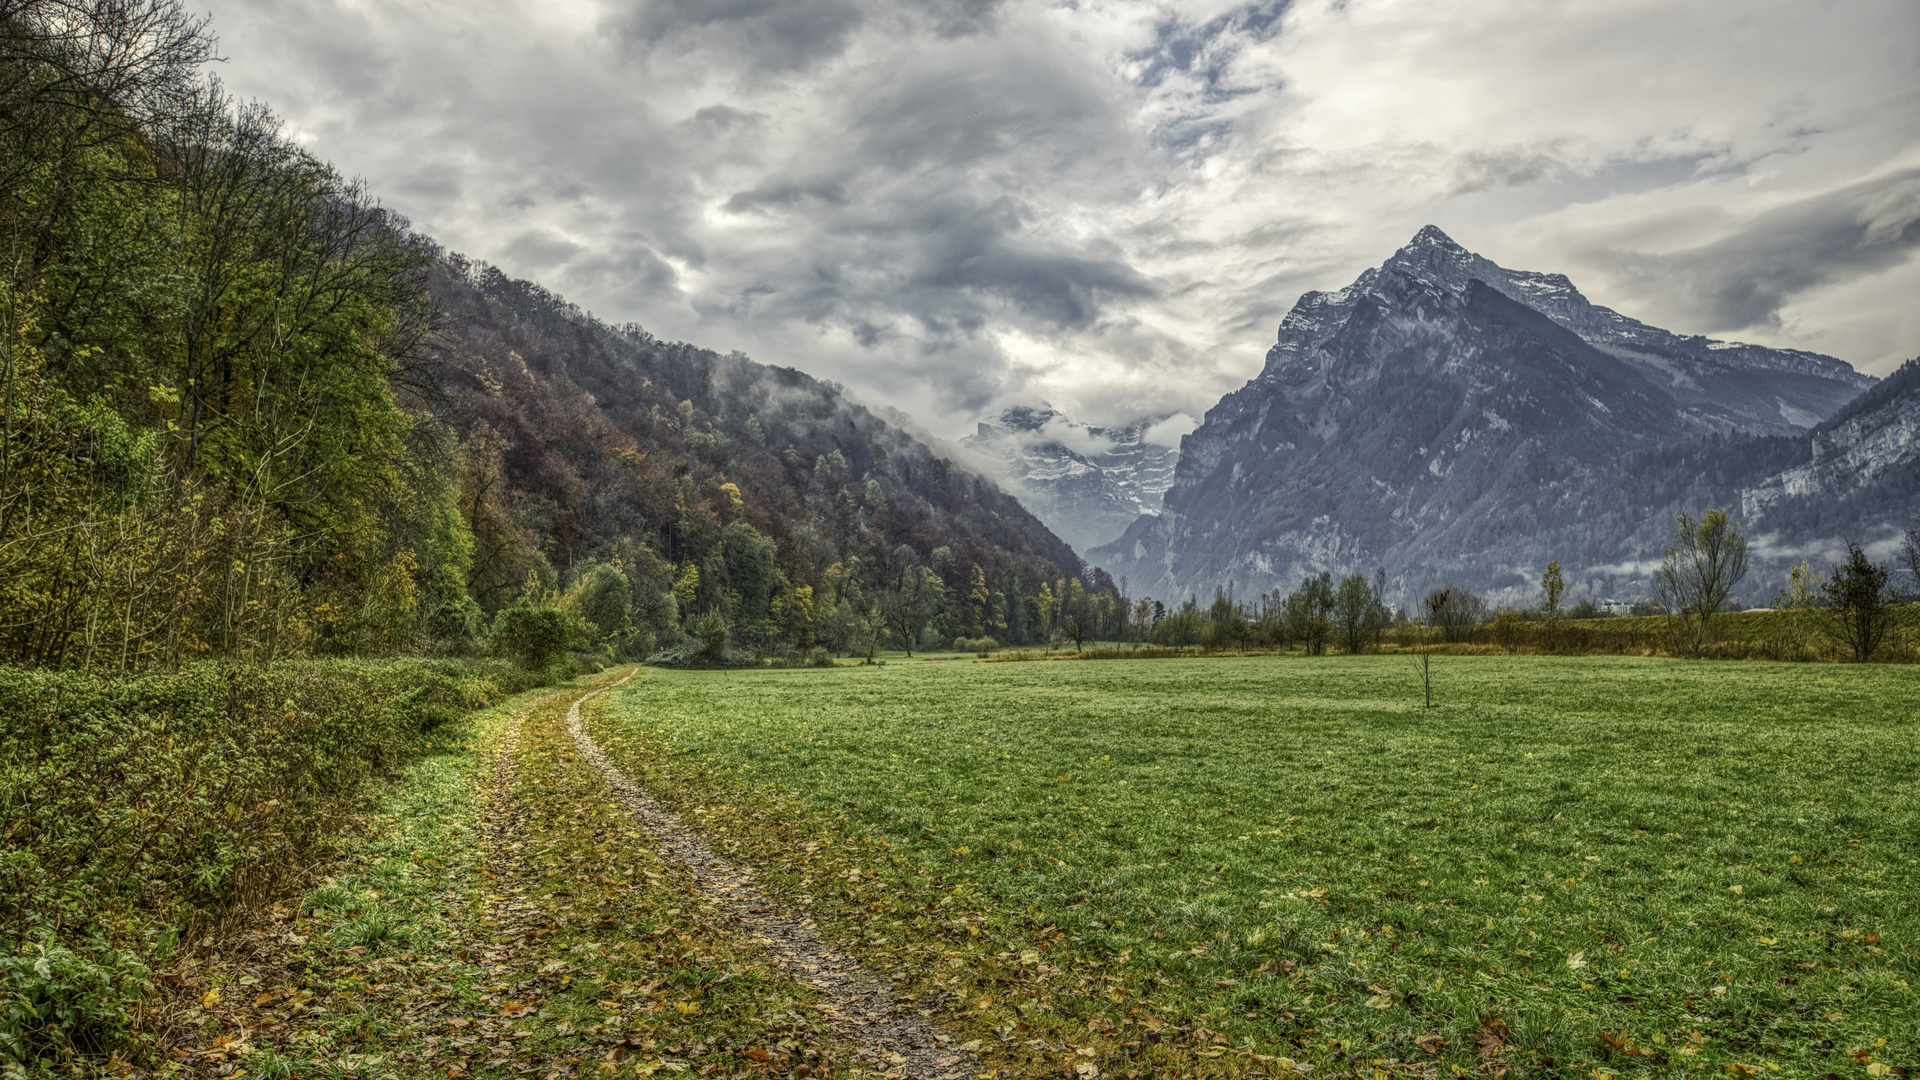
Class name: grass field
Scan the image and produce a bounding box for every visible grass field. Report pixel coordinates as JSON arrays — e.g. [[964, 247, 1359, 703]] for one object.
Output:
[[588, 655, 1918, 1078]]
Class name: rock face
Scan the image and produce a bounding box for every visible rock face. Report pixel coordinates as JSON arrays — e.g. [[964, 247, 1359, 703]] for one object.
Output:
[[1091, 227, 1907, 606], [1739, 358, 1920, 536], [961, 406, 1180, 554]]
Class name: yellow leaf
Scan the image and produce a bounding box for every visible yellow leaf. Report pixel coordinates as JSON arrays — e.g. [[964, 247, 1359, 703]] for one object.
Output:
[[200, 988, 220, 1008]]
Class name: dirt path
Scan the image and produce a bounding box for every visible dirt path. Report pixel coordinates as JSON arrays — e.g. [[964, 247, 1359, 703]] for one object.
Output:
[[565, 671, 981, 1080]]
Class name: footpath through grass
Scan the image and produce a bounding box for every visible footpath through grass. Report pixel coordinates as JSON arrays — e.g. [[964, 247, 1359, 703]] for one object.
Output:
[[588, 656, 1918, 1079], [167, 670, 864, 1080]]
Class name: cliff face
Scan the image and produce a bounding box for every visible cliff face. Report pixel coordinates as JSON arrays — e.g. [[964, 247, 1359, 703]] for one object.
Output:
[[960, 405, 1178, 554], [1091, 228, 1906, 606]]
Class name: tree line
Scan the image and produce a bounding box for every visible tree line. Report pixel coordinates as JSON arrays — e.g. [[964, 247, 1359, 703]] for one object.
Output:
[[1096, 509, 1919, 664]]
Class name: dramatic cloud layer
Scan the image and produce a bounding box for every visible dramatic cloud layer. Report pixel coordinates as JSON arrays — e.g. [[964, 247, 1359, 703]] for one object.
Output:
[[207, 0, 1920, 434]]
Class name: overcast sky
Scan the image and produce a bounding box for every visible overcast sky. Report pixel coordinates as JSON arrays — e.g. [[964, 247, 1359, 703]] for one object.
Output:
[[208, 0, 1920, 438]]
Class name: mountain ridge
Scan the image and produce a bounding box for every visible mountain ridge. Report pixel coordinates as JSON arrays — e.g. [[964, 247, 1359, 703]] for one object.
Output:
[[1092, 227, 1906, 606]]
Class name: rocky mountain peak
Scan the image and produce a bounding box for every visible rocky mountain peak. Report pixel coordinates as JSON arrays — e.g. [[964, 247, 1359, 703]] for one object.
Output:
[[1092, 230, 1901, 606]]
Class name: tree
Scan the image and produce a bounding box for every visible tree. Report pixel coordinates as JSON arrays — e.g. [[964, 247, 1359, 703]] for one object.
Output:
[[1422, 583, 1486, 643], [1770, 559, 1825, 657], [1654, 508, 1749, 658], [1409, 624, 1437, 708], [1284, 574, 1335, 655], [491, 599, 574, 670], [1490, 610, 1526, 654], [1332, 574, 1378, 654], [562, 562, 635, 655], [1822, 544, 1898, 662], [1540, 561, 1565, 652], [719, 523, 778, 624], [691, 608, 731, 661], [1060, 578, 1094, 651], [1371, 568, 1391, 650], [1130, 597, 1154, 644], [878, 553, 944, 657]]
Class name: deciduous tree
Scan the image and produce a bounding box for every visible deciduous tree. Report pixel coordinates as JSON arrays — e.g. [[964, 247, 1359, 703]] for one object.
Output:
[[1655, 508, 1749, 658], [1822, 544, 1898, 662]]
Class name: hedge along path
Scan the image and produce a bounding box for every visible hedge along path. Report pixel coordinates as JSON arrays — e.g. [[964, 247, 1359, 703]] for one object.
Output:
[[566, 672, 982, 1080]]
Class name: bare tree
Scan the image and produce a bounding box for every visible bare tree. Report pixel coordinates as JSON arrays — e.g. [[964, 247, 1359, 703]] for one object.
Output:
[[1654, 508, 1748, 658], [1423, 583, 1486, 643]]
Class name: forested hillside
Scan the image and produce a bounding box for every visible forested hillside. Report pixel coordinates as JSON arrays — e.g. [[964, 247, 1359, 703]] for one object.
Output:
[[0, 1, 1095, 672], [424, 260, 1086, 658]]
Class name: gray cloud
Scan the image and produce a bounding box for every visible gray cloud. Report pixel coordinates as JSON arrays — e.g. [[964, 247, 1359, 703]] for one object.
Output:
[[206, 0, 1920, 439], [612, 0, 867, 71], [1604, 169, 1920, 333]]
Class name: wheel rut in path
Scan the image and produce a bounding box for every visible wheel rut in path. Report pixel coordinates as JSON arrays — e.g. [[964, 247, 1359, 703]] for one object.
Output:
[[564, 672, 981, 1080]]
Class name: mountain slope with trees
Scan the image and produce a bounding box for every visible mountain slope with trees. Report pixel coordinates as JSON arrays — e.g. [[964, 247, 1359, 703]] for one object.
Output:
[[0, 0, 1096, 671], [424, 259, 1086, 658]]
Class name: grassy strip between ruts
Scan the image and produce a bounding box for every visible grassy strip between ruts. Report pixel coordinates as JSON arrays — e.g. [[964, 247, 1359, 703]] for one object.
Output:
[[584, 656, 1918, 1080], [160, 669, 866, 1080]]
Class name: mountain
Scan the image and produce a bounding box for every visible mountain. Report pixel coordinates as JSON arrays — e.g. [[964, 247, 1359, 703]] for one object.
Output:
[[426, 259, 1085, 648], [1090, 227, 1904, 606], [959, 405, 1179, 553], [1739, 357, 1920, 534]]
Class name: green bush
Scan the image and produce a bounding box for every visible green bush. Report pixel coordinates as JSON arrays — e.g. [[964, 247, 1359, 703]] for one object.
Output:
[[0, 939, 150, 1072], [0, 658, 548, 975], [490, 601, 577, 670]]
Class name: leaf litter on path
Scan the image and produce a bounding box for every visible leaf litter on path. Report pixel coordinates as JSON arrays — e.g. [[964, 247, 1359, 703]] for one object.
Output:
[[150, 672, 903, 1079], [568, 671, 982, 1080]]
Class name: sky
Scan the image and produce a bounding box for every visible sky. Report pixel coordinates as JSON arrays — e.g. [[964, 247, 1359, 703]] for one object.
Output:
[[206, 0, 1920, 440]]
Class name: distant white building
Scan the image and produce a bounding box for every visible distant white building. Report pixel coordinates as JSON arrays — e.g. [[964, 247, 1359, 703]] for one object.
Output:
[[1600, 599, 1636, 617]]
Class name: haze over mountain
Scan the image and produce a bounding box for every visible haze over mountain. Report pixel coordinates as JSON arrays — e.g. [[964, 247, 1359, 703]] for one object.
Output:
[[1090, 228, 1915, 606], [958, 406, 1180, 553]]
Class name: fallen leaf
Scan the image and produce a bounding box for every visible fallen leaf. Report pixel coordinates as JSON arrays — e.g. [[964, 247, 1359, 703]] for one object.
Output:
[[200, 988, 220, 1008], [500, 1002, 532, 1017], [1566, 952, 1588, 970], [1416, 1034, 1446, 1054]]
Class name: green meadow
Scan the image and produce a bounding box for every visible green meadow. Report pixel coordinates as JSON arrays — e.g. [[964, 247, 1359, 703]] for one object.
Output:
[[589, 655, 1918, 1078]]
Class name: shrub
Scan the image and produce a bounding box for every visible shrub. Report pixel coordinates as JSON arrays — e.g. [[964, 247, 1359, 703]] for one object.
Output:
[[0, 939, 150, 1069], [490, 601, 576, 670], [0, 659, 546, 956], [1490, 610, 1527, 654]]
